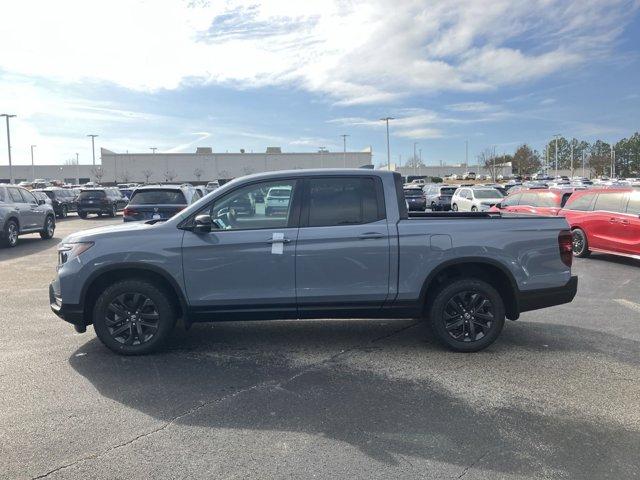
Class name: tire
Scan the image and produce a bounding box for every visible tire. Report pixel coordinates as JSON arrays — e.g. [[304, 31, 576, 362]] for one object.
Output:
[[79, 211, 88, 219], [61, 205, 68, 218], [97, 212, 102, 217], [471, 206, 478, 212], [1, 219, 19, 248], [428, 278, 505, 352], [93, 279, 177, 355], [39, 215, 55, 240], [108, 204, 116, 217], [571, 228, 591, 258], [452, 203, 458, 211]]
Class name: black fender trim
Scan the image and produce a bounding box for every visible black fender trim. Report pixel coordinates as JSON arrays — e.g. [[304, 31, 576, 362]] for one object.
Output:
[[79, 263, 190, 325], [417, 257, 521, 320]]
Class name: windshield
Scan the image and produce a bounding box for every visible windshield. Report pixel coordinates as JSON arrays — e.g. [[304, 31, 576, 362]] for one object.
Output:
[[474, 189, 503, 198], [78, 191, 106, 199], [130, 189, 186, 205]]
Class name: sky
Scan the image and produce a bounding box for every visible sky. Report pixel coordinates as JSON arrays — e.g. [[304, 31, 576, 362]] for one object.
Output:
[[0, 0, 639, 168]]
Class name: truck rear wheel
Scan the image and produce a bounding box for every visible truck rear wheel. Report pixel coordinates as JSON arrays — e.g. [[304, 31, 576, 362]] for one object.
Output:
[[428, 278, 505, 352], [93, 279, 177, 355]]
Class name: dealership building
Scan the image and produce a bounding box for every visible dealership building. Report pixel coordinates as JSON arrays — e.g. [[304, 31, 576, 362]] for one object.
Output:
[[0, 147, 374, 184]]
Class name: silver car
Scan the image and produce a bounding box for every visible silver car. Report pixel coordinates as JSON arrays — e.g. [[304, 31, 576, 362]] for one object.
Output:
[[0, 184, 56, 248]]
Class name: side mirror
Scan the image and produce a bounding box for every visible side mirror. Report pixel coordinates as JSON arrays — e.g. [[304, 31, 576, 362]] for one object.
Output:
[[37, 199, 46, 205], [495, 203, 502, 209], [193, 214, 213, 233]]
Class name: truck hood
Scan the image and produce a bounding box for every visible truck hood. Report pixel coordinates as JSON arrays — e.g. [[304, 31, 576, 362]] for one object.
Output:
[[62, 220, 158, 243]]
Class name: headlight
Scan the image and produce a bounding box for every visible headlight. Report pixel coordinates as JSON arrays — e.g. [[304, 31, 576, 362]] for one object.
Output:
[[57, 242, 94, 265]]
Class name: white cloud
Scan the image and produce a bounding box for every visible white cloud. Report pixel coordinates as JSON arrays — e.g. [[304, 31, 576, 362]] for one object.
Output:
[[447, 102, 495, 112], [0, 0, 635, 104]]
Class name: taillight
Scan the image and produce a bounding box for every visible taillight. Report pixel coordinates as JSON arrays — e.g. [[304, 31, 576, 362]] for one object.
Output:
[[559, 230, 572, 267], [123, 207, 137, 216]]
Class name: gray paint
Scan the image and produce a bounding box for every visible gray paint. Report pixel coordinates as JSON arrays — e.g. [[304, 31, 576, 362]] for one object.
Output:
[[51, 169, 572, 320]]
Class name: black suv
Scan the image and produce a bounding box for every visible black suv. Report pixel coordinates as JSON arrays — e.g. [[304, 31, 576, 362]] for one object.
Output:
[[77, 188, 127, 218], [33, 188, 78, 218]]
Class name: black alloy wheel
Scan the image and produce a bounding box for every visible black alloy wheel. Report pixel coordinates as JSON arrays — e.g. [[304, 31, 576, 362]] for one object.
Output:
[[571, 228, 590, 257], [93, 279, 177, 355], [104, 293, 160, 346], [429, 278, 505, 352], [443, 291, 493, 342]]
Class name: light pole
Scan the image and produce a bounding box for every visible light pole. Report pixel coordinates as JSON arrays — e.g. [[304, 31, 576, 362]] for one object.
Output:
[[380, 117, 394, 170], [552, 134, 561, 179], [75, 153, 80, 184], [611, 146, 615, 178], [30, 145, 36, 181], [582, 150, 586, 178], [419, 148, 422, 177], [570, 142, 574, 178], [340, 134, 349, 167], [150, 147, 157, 154], [413, 142, 418, 177], [1, 114, 16, 184], [87, 134, 98, 167]]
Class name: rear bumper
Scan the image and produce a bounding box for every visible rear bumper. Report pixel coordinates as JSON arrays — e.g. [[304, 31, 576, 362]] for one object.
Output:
[[49, 283, 85, 330], [518, 275, 578, 313]]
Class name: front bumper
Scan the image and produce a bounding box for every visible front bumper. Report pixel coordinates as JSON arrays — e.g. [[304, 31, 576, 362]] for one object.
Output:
[[49, 283, 86, 332], [518, 275, 578, 313]]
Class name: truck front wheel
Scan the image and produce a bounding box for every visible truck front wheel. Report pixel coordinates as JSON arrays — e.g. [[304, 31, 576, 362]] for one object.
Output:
[[93, 279, 177, 355], [428, 278, 505, 352]]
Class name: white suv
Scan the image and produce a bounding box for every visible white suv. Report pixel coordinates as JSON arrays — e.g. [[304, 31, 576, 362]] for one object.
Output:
[[451, 187, 504, 212]]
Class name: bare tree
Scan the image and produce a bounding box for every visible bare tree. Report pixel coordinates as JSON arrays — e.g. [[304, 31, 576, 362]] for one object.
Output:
[[193, 168, 204, 182], [63, 157, 78, 165], [164, 170, 177, 182], [91, 167, 104, 183], [219, 170, 230, 179], [141, 169, 153, 183], [242, 167, 255, 176], [120, 171, 130, 183]]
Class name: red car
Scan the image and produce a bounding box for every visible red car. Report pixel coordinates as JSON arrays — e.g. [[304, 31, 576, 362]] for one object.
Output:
[[490, 188, 574, 216], [560, 188, 640, 259]]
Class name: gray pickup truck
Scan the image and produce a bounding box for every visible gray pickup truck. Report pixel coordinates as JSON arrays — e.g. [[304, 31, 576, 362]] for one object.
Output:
[[50, 169, 577, 355]]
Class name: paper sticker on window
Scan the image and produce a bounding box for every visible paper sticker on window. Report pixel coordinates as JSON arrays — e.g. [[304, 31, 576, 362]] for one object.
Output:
[[271, 232, 284, 255]]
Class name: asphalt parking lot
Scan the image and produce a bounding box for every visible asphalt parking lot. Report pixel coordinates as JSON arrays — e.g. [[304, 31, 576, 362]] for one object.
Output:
[[1, 215, 639, 479]]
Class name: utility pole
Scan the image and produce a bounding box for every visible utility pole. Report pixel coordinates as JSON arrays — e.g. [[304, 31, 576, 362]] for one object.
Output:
[[380, 117, 394, 170], [1, 114, 16, 184], [570, 142, 574, 178], [553, 134, 561, 178], [87, 134, 98, 166], [30, 145, 36, 181], [340, 134, 349, 168]]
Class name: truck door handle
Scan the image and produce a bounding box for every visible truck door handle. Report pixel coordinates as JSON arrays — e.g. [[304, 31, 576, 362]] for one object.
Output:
[[267, 238, 291, 244], [358, 232, 384, 240]]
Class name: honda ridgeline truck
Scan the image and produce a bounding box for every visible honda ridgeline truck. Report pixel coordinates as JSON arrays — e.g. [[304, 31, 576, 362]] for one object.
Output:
[[50, 170, 577, 355]]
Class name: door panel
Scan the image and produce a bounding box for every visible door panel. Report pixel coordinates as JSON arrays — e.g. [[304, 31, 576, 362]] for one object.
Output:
[[181, 178, 299, 312], [296, 221, 390, 307], [296, 176, 390, 310], [589, 193, 627, 251]]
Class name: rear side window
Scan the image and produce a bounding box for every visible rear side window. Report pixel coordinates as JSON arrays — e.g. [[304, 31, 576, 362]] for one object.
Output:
[[560, 193, 572, 208], [130, 189, 186, 205], [440, 187, 457, 196], [566, 193, 595, 211], [394, 173, 408, 219], [79, 190, 106, 200], [308, 177, 382, 227], [626, 192, 640, 215], [519, 192, 538, 206], [594, 192, 625, 213]]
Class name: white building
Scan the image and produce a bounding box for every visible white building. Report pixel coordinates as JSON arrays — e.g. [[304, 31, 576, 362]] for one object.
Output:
[[0, 146, 373, 184]]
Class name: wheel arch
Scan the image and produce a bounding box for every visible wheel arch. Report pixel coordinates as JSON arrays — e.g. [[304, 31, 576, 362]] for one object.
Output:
[[419, 257, 520, 320], [80, 264, 188, 326]]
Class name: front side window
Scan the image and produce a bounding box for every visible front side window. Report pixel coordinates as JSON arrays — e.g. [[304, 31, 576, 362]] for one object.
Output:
[[20, 189, 37, 204], [626, 192, 640, 215], [307, 177, 381, 227], [501, 193, 521, 207], [594, 192, 625, 213], [8, 188, 23, 203], [206, 179, 297, 230]]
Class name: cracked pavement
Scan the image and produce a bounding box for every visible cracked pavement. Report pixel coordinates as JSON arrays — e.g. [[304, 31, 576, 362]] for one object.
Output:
[[1, 215, 639, 479]]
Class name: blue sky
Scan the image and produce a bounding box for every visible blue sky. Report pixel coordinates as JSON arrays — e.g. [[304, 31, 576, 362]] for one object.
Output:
[[0, 0, 639, 167]]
